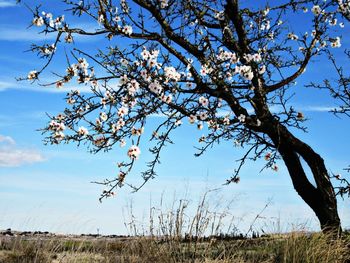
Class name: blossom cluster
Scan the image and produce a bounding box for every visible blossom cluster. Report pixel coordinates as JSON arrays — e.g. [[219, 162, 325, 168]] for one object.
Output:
[[201, 48, 264, 82], [101, 5, 133, 36], [164, 66, 181, 82], [27, 70, 38, 80], [338, 0, 350, 15], [127, 145, 141, 159], [65, 58, 94, 85], [311, 5, 323, 16], [160, 0, 168, 9], [330, 37, 342, 48], [39, 43, 56, 56], [32, 11, 65, 29], [48, 119, 66, 143]]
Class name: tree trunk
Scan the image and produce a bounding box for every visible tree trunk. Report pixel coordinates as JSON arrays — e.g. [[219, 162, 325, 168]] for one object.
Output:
[[266, 121, 341, 234]]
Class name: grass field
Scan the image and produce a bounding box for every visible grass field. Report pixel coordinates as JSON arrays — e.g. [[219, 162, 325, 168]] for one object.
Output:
[[1, 191, 349, 262], [0, 231, 349, 263]]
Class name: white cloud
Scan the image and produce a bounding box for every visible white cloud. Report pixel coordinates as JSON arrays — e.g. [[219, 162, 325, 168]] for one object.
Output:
[[0, 81, 16, 91], [0, 134, 16, 145], [43, 85, 95, 94], [266, 104, 339, 114], [0, 149, 45, 167], [0, 27, 56, 41], [0, 23, 103, 42], [0, 111, 47, 127], [0, 79, 94, 93], [302, 106, 338, 112], [32, 85, 94, 94], [0, 0, 17, 8], [0, 134, 45, 167]]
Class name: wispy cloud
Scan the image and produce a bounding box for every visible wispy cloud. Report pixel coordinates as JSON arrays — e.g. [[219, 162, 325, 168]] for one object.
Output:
[[0, 111, 47, 127], [267, 104, 339, 114], [0, 134, 16, 145], [302, 106, 338, 112], [0, 0, 17, 8], [43, 85, 95, 94], [0, 26, 56, 41], [29, 84, 95, 94], [0, 134, 45, 167], [0, 81, 16, 91], [0, 22, 103, 42], [0, 79, 94, 93]]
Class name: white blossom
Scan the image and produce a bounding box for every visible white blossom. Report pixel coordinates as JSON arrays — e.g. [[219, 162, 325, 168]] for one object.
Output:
[[78, 126, 89, 136], [120, 58, 129, 66], [127, 145, 141, 159], [188, 115, 196, 124], [198, 111, 208, 121], [164, 66, 181, 82], [122, 25, 133, 35], [311, 5, 322, 15], [330, 37, 341, 48], [67, 97, 76, 105], [99, 112, 108, 122], [27, 70, 38, 80], [65, 33, 73, 43], [149, 81, 163, 94], [223, 116, 230, 125], [118, 106, 129, 117], [329, 18, 337, 26], [200, 64, 213, 76], [127, 79, 140, 96], [236, 65, 254, 81], [160, 0, 168, 8], [238, 114, 246, 123], [161, 94, 173, 104], [287, 33, 299, 40], [131, 127, 144, 136], [120, 139, 126, 147], [175, 120, 182, 126], [259, 65, 266, 75], [54, 131, 65, 142], [32, 16, 44, 26], [199, 96, 209, 107]]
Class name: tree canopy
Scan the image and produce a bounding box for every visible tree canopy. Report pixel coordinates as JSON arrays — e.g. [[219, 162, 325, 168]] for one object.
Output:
[[23, 0, 350, 232]]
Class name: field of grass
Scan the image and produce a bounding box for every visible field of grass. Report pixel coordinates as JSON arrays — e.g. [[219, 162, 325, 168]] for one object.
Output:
[[0, 231, 349, 263], [1, 191, 349, 262]]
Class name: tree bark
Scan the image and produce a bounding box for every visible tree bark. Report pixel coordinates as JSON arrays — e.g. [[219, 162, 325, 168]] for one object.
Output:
[[265, 120, 341, 233]]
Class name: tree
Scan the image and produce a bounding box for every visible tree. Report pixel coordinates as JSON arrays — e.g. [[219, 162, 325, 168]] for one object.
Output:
[[22, 0, 350, 233]]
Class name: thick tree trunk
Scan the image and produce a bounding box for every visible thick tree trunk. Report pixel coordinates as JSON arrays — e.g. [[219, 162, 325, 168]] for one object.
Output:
[[266, 121, 341, 233]]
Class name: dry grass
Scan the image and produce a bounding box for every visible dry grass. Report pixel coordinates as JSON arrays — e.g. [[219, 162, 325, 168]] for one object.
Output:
[[1, 190, 349, 262], [0, 232, 349, 263]]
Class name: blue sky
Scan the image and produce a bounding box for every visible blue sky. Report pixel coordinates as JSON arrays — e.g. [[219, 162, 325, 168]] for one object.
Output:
[[0, 0, 349, 235]]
